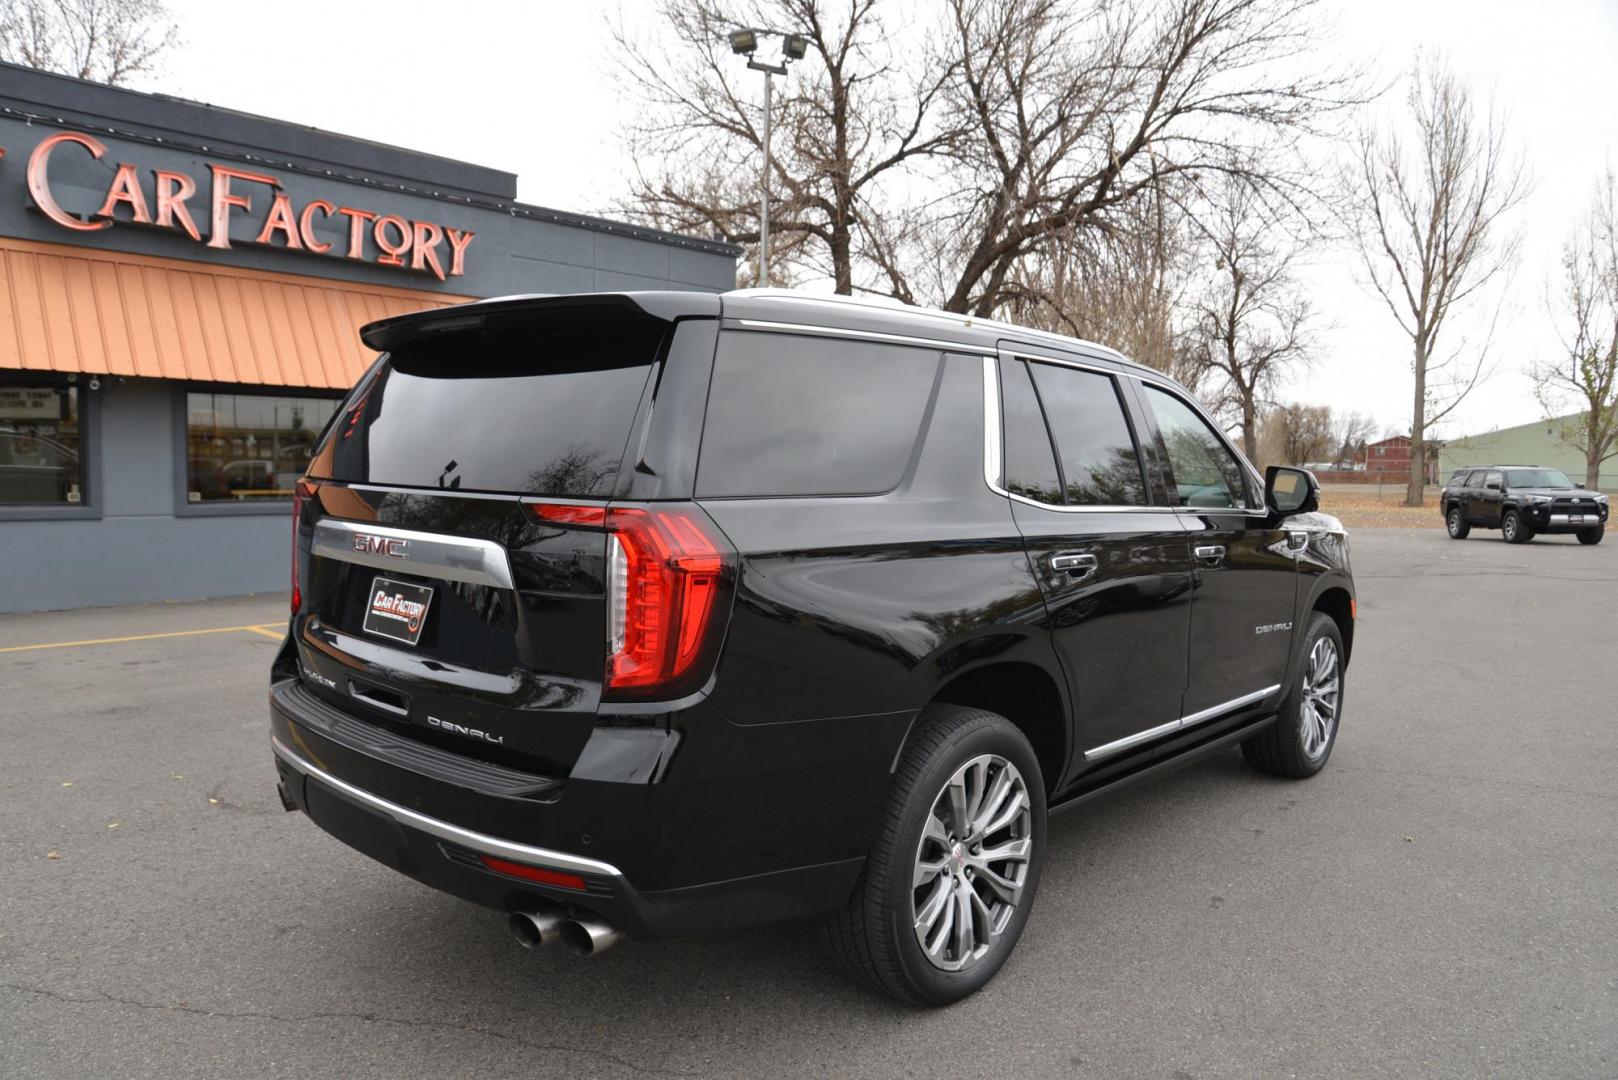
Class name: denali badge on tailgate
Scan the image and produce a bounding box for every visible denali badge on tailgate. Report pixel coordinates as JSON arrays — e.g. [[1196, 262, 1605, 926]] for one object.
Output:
[[362, 577, 433, 646]]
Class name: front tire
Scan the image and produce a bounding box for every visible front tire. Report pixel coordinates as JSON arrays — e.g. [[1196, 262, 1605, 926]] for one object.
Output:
[[1502, 509, 1533, 544], [1242, 613, 1344, 779], [1577, 525, 1604, 545], [824, 704, 1046, 1006], [1446, 506, 1470, 539]]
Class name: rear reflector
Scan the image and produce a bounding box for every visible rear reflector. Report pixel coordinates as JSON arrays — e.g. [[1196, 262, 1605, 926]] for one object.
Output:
[[530, 502, 607, 527], [290, 480, 318, 614], [478, 855, 587, 892]]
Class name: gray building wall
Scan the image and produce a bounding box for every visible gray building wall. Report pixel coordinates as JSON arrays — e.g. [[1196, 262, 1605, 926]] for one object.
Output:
[[0, 65, 738, 614], [1, 381, 293, 612]]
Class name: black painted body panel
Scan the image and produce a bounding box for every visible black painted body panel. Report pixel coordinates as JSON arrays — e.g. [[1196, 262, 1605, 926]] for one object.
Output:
[[272, 290, 1358, 938]]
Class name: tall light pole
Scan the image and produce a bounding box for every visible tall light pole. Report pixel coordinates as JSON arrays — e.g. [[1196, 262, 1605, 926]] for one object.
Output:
[[728, 28, 808, 287]]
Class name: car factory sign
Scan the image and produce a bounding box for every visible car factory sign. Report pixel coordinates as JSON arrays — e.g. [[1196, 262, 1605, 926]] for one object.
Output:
[[13, 131, 474, 281]]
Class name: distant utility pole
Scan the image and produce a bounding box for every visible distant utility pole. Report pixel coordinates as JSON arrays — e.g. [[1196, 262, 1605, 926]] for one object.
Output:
[[727, 28, 808, 286]]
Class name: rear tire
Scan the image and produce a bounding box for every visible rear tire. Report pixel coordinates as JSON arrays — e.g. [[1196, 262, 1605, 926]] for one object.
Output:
[[1242, 613, 1344, 780], [1446, 506, 1470, 539], [823, 704, 1046, 1006], [1502, 509, 1533, 544], [1577, 525, 1604, 545]]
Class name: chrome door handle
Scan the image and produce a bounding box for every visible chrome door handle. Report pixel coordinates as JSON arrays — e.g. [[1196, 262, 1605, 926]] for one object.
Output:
[[1193, 544, 1226, 565], [1049, 552, 1099, 578]]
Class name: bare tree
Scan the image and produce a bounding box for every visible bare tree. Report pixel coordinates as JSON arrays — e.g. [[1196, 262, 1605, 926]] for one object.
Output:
[[1345, 55, 1529, 506], [1000, 181, 1204, 387], [618, 0, 1363, 304], [1183, 167, 1316, 460], [612, 0, 961, 291], [1533, 167, 1618, 490], [905, 0, 1364, 316], [1330, 409, 1376, 468], [1259, 403, 1334, 467], [0, 0, 178, 85]]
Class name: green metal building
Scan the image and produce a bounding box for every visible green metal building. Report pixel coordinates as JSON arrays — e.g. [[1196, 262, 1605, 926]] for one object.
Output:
[[1440, 413, 1617, 490]]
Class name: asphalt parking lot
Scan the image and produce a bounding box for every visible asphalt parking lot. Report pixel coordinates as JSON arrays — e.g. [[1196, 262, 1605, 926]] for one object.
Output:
[[1, 528, 1614, 1079]]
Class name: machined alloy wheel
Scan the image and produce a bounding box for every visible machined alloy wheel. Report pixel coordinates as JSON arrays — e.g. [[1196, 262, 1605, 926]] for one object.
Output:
[[1446, 508, 1469, 539], [824, 704, 1046, 1005], [1241, 611, 1345, 779], [910, 754, 1032, 972], [1299, 637, 1340, 760], [1503, 510, 1530, 544]]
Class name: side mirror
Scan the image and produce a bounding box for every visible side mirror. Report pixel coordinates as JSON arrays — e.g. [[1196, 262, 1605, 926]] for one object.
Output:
[[1265, 465, 1319, 515], [1576, 482, 1586, 489], [1485, 481, 1501, 491]]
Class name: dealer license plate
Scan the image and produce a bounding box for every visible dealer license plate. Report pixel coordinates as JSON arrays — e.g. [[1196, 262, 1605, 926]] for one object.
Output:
[[362, 576, 433, 646]]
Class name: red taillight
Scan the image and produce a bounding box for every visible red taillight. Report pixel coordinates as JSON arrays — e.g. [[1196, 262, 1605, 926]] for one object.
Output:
[[528, 500, 734, 700], [290, 480, 317, 614], [605, 507, 729, 695], [477, 855, 587, 892]]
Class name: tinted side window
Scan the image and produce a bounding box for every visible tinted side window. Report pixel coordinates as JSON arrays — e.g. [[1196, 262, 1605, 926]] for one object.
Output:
[[1485, 470, 1503, 489], [999, 358, 1062, 504], [1464, 470, 1484, 487], [697, 333, 941, 498], [1142, 384, 1252, 510], [1028, 362, 1149, 506]]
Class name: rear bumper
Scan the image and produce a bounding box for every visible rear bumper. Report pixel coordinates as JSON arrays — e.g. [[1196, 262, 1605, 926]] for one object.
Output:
[[269, 674, 894, 939]]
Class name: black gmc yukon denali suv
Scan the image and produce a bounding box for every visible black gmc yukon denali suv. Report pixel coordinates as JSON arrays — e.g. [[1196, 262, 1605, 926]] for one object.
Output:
[[270, 290, 1356, 1005], [1441, 465, 1607, 544]]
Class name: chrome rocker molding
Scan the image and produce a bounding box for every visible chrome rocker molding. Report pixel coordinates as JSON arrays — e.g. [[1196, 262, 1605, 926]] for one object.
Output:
[[271, 735, 623, 880], [1083, 684, 1282, 763], [312, 518, 515, 590]]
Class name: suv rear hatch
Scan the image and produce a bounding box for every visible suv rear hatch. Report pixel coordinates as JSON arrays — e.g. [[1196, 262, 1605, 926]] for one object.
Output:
[[290, 295, 719, 775]]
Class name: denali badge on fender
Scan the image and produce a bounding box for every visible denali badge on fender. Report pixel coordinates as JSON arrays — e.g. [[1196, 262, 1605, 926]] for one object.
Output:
[[361, 576, 433, 646]]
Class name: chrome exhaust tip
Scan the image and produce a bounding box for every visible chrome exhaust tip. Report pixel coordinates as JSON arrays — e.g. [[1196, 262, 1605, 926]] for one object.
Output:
[[508, 907, 567, 949], [558, 915, 624, 956]]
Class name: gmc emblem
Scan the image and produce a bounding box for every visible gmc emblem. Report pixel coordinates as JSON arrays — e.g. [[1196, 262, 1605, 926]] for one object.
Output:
[[353, 534, 409, 558]]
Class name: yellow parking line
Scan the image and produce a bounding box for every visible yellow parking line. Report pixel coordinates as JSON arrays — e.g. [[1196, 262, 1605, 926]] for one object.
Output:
[[240, 625, 286, 641], [0, 623, 286, 654]]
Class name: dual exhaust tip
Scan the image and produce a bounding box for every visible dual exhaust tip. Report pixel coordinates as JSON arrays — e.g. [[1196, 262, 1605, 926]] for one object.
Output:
[[509, 906, 623, 957]]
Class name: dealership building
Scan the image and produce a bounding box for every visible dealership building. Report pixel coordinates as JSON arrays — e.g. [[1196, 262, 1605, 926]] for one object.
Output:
[[0, 64, 738, 614]]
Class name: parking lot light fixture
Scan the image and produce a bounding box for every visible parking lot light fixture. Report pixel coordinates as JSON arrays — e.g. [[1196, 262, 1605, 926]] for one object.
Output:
[[726, 28, 809, 286]]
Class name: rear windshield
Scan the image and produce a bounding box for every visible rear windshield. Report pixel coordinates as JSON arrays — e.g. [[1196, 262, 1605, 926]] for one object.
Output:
[[308, 324, 659, 496]]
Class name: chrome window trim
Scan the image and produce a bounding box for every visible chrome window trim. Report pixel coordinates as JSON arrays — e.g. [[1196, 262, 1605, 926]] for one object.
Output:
[[312, 518, 516, 590], [271, 736, 624, 879], [981, 353, 1182, 515], [732, 318, 996, 355], [1083, 684, 1282, 763]]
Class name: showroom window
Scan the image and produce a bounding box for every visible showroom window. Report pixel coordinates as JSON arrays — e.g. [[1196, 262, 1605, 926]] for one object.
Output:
[[0, 384, 85, 506], [185, 392, 339, 503]]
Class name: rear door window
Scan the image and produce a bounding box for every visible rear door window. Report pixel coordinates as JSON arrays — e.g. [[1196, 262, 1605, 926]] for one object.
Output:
[[308, 324, 660, 496], [999, 358, 1063, 504], [696, 332, 942, 498], [1025, 362, 1149, 506]]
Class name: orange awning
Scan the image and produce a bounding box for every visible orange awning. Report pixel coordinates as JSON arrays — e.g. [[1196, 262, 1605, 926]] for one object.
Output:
[[0, 236, 470, 389]]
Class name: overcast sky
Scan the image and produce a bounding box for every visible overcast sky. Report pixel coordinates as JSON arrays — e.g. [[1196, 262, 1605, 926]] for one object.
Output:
[[154, 0, 1618, 438]]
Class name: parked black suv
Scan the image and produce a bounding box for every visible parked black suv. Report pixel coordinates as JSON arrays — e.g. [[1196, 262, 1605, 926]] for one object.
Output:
[[1441, 465, 1607, 544], [269, 290, 1356, 1004]]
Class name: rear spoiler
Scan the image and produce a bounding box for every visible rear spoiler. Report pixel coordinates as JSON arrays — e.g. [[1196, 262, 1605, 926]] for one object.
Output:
[[359, 291, 723, 353]]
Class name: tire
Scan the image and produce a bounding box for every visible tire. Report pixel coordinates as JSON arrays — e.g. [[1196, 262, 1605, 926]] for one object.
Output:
[[823, 704, 1046, 1006], [1446, 506, 1470, 539], [1241, 612, 1344, 780], [1577, 525, 1604, 545], [1502, 509, 1533, 544]]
